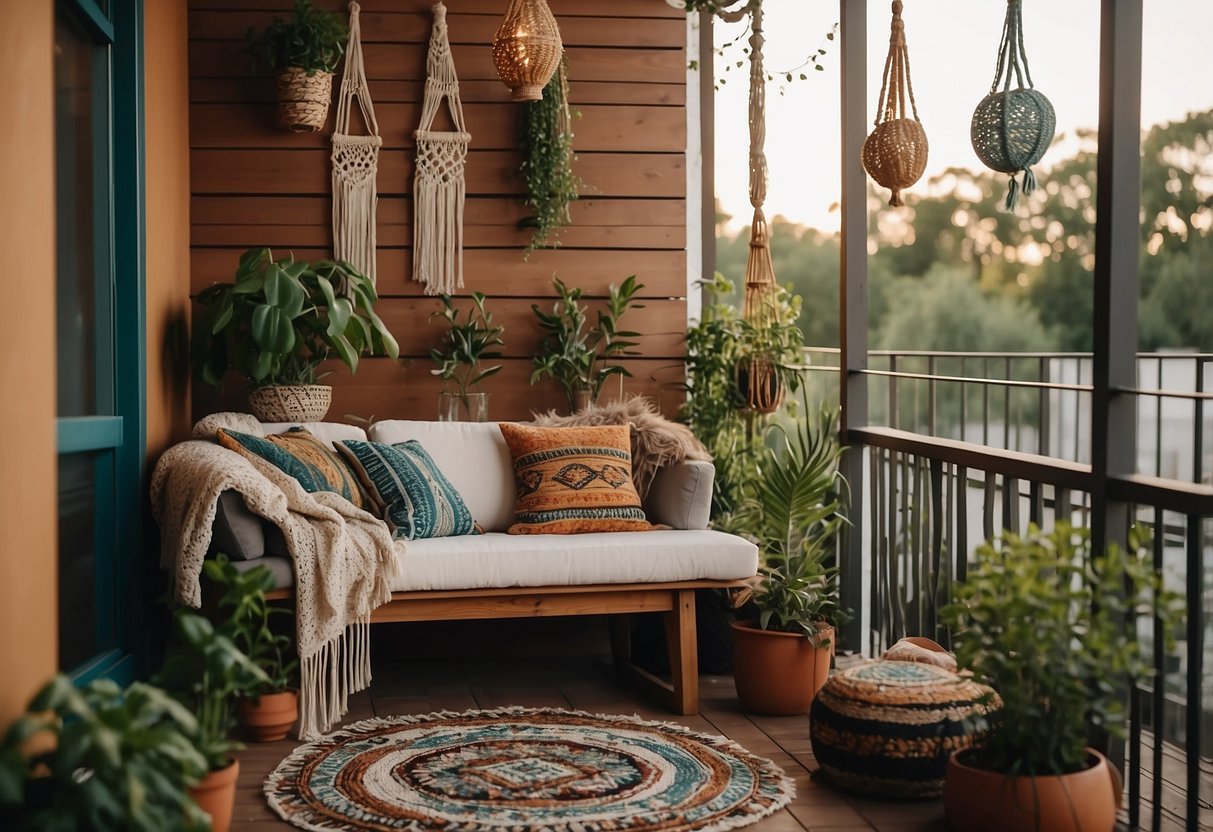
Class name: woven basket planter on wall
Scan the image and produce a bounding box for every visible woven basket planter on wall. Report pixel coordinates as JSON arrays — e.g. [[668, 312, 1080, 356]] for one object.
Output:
[[492, 0, 563, 102], [970, 0, 1056, 210], [248, 384, 333, 423], [862, 1, 927, 207], [276, 67, 333, 132]]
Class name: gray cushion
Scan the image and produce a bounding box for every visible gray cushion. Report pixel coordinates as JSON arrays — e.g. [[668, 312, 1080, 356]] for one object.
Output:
[[644, 460, 715, 530], [229, 556, 294, 589], [210, 490, 266, 561]]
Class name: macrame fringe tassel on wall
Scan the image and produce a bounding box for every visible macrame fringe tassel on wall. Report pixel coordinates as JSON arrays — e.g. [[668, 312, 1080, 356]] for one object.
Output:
[[970, 0, 1056, 211], [331, 2, 382, 283], [413, 1, 471, 296], [862, 0, 928, 208]]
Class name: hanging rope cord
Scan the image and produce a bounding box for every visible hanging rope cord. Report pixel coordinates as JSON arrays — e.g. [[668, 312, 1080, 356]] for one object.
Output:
[[331, 1, 382, 285], [874, 1, 920, 128], [988, 0, 1048, 209], [413, 1, 472, 296]]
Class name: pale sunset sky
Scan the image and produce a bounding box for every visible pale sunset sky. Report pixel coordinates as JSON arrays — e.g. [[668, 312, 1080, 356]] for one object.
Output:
[[711, 1, 1213, 232]]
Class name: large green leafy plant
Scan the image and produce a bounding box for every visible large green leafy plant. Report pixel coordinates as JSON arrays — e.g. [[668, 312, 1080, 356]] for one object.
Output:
[[430, 292, 505, 404], [194, 247, 399, 388], [942, 524, 1183, 777], [246, 0, 347, 75], [204, 556, 298, 695], [732, 403, 848, 644], [155, 609, 269, 772], [531, 276, 644, 410], [520, 60, 584, 251], [0, 675, 209, 832]]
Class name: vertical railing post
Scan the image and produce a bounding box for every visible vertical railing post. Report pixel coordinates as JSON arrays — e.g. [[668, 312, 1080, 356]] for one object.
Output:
[[838, 0, 868, 654], [1092, 0, 1144, 793]]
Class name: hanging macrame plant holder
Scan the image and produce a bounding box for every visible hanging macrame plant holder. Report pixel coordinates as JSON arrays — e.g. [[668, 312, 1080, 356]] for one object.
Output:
[[971, 0, 1056, 211], [731, 2, 784, 416], [492, 0, 563, 102], [863, 0, 928, 208], [331, 2, 381, 283], [413, 1, 471, 296]]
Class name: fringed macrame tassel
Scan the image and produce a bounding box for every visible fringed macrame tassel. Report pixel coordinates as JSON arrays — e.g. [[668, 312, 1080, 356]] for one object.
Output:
[[1005, 174, 1020, 211], [1022, 166, 1038, 197]]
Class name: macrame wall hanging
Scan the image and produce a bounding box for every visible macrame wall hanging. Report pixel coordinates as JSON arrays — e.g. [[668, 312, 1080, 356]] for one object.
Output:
[[331, 2, 381, 283], [729, 0, 784, 415], [862, 0, 927, 208], [413, 1, 471, 296], [971, 0, 1056, 211]]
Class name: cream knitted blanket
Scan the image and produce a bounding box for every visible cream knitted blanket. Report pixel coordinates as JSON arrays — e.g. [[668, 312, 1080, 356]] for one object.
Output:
[[150, 439, 399, 739]]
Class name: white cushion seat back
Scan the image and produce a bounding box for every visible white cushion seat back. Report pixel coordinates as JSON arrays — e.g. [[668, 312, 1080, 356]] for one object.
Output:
[[261, 421, 369, 448], [367, 420, 515, 533]]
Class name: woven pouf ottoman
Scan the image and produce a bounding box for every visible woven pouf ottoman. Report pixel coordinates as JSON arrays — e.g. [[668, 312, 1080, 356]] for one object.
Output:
[[810, 660, 994, 799]]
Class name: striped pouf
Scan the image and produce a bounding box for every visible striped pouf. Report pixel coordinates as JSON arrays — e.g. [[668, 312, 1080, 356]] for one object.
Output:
[[810, 660, 995, 799]]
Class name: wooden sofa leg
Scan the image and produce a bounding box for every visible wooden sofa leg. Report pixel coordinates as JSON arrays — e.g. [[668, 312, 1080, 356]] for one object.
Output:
[[663, 589, 699, 715]]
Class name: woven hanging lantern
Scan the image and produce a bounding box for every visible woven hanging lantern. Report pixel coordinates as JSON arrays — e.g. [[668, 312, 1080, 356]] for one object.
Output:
[[971, 0, 1056, 210], [862, 0, 928, 208], [492, 0, 563, 102]]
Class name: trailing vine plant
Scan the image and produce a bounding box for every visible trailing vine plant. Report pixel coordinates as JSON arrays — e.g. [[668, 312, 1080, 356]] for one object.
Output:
[[519, 60, 585, 252]]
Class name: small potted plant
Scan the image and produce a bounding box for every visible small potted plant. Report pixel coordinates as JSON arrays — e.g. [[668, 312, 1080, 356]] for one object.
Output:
[[194, 247, 399, 423], [530, 276, 644, 413], [156, 608, 270, 832], [728, 404, 847, 715], [0, 675, 210, 831], [735, 284, 805, 414], [430, 292, 505, 422], [247, 0, 347, 132], [205, 556, 300, 742], [940, 524, 1182, 832]]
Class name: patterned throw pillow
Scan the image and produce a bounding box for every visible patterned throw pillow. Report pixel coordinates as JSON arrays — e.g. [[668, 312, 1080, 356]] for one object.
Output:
[[216, 428, 365, 510], [335, 440, 476, 540], [498, 423, 655, 535]]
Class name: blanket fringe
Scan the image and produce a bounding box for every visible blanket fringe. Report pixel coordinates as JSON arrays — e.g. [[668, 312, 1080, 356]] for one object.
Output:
[[297, 616, 375, 740]]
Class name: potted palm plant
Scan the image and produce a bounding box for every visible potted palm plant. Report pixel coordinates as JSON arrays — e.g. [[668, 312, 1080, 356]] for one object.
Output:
[[530, 276, 644, 412], [155, 608, 270, 832], [0, 675, 210, 831], [194, 247, 399, 423], [430, 292, 505, 422], [728, 404, 847, 715], [205, 556, 300, 742], [941, 524, 1182, 832], [247, 0, 347, 132]]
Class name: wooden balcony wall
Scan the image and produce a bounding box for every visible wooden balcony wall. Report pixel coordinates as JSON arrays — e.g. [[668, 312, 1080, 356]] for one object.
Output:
[[188, 0, 690, 422]]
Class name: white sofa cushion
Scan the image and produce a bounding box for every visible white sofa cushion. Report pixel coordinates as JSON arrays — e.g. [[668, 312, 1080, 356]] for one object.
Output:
[[389, 530, 758, 592], [368, 420, 515, 532], [261, 421, 368, 448]]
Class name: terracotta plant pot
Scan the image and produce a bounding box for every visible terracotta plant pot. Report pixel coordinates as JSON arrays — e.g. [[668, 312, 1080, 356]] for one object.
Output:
[[238, 689, 298, 742], [944, 748, 1122, 832], [190, 757, 240, 832], [731, 620, 833, 715]]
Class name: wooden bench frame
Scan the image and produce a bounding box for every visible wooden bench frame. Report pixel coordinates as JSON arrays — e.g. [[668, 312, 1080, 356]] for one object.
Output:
[[269, 580, 747, 715]]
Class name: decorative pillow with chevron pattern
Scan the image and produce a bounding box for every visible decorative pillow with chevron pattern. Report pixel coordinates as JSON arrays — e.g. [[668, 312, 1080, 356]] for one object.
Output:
[[335, 439, 476, 540], [498, 423, 656, 535], [217, 427, 365, 510]]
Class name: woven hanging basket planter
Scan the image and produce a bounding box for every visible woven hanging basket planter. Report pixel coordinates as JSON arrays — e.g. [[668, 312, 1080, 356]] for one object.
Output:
[[863, 1, 928, 207], [248, 384, 333, 423], [492, 0, 563, 102], [277, 67, 333, 132], [970, 0, 1056, 210]]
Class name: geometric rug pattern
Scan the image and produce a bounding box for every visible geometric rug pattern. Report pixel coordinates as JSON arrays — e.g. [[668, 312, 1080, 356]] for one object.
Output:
[[265, 706, 795, 831]]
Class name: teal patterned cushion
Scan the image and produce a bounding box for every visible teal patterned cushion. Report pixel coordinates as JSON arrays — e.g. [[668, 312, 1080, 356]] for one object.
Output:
[[336, 439, 476, 540]]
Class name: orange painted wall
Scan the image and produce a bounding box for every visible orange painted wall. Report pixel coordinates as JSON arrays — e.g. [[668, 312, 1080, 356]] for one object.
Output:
[[0, 0, 58, 723], [145, 0, 193, 457]]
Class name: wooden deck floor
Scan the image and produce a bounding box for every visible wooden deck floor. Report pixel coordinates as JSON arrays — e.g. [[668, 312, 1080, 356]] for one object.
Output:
[[230, 652, 948, 831]]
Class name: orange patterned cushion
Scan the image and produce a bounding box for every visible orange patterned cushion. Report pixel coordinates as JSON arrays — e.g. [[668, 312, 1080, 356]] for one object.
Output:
[[498, 423, 655, 535]]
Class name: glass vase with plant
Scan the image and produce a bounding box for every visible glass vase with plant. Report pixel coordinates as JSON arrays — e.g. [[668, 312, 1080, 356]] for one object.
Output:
[[193, 247, 399, 421], [530, 275, 644, 412], [0, 675, 210, 832], [204, 556, 300, 742], [246, 0, 348, 132], [429, 292, 505, 422]]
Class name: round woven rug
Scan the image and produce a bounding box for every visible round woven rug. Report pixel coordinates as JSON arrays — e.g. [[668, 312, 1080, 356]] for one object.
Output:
[[265, 706, 794, 831]]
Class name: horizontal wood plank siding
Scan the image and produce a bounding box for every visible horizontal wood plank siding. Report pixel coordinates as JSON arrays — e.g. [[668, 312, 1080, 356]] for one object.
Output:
[[189, 0, 689, 421]]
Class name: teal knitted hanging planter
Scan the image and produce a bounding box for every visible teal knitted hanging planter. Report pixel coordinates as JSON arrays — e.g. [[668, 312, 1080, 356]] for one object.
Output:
[[970, 0, 1056, 211]]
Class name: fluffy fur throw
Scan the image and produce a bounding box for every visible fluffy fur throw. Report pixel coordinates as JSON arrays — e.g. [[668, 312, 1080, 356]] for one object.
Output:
[[531, 397, 711, 499]]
